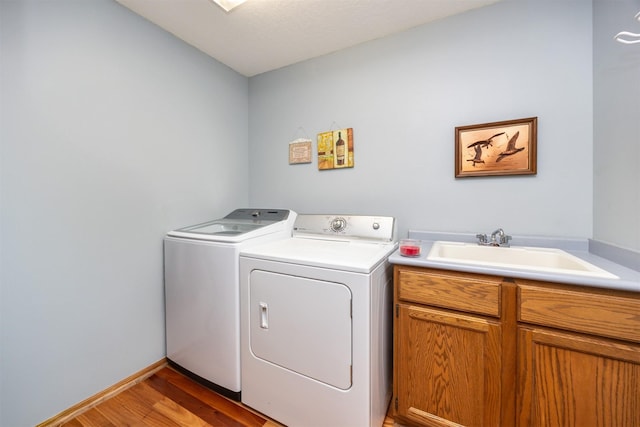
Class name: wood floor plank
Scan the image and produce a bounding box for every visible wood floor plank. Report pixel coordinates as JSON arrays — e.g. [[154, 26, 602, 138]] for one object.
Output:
[[63, 408, 115, 427], [116, 387, 187, 427], [146, 373, 248, 427], [93, 394, 148, 427], [126, 383, 183, 427], [155, 368, 267, 427], [152, 396, 212, 427], [59, 418, 83, 427], [111, 388, 155, 419]]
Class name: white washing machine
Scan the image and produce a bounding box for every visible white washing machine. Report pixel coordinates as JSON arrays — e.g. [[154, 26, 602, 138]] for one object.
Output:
[[240, 214, 397, 427], [164, 208, 297, 400]]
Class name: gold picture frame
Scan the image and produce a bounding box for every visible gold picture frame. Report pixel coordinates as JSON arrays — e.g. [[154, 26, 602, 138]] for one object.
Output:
[[455, 117, 537, 178]]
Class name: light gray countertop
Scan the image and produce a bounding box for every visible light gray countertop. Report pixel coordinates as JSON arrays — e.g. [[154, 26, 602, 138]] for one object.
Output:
[[388, 231, 640, 293]]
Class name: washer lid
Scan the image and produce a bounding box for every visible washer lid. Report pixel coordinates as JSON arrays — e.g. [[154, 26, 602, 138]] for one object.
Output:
[[167, 209, 295, 242], [174, 220, 263, 237]]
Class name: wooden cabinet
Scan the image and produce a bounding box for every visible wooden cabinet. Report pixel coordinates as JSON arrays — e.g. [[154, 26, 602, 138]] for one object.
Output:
[[394, 266, 640, 427], [516, 280, 640, 427], [393, 266, 516, 427], [395, 303, 502, 426]]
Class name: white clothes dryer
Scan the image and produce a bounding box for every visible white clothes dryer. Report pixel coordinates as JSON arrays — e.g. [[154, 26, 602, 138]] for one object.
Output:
[[164, 208, 296, 401], [240, 214, 397, 427]]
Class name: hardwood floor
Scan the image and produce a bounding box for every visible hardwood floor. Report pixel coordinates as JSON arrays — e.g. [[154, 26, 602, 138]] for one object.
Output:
[[60, 366, 397, 427]]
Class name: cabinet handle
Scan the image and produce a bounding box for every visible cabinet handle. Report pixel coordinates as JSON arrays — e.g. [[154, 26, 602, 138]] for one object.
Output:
[[259, 302, 269, 329]]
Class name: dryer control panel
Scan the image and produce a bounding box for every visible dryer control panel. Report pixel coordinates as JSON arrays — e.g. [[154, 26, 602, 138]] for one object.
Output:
[[293, 214, 396, 242]]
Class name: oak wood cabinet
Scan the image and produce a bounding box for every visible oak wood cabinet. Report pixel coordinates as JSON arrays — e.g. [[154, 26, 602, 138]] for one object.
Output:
[[516, 280, 640, 427], [393, 266, 516, 427], [393, 266, 640, 427]]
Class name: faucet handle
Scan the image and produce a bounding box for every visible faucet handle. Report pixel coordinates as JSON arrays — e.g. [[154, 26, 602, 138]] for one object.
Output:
[[500, 234, 512, 246], [476, 233, 488, 245]]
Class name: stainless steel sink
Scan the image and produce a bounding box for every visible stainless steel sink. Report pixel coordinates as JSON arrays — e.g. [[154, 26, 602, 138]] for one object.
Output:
[[427, 241, 618, 279]]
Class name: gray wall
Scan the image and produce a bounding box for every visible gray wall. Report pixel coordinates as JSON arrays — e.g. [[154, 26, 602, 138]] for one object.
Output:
[[0, 1, 248, 425], [593, 0, 640, 252], [248, 0, 595, 241], [1, 0, 638, 425]]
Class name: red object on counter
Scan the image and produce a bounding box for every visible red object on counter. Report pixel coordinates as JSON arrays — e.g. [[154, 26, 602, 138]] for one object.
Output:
[[400, 245, 421, 257]]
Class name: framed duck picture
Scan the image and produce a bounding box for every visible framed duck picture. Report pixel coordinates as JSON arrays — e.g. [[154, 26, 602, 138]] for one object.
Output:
[[455, 117, 537, 178]]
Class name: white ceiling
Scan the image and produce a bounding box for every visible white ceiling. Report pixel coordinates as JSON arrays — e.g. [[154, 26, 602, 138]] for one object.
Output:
[[115, 0, 501, 77]]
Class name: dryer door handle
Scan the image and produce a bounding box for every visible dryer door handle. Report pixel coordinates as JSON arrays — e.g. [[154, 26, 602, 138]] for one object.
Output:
[[259, 302, 269, 329]]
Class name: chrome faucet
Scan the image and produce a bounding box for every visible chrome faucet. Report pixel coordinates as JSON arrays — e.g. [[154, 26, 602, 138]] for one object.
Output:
[[475, 233, 488, 245], [490, 228, 511, 247], [476, 228, 511, 247]]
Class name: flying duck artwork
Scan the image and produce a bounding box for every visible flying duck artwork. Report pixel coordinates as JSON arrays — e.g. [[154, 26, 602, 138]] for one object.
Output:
[[455, 117, 537, 178], [466, 144, 485, 166], [466, 132, 506, 167], [466, 131, 525, 166], [496, 131, 524, 162]]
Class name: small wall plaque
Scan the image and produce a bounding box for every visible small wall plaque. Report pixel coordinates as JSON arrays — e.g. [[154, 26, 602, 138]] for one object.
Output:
[[289, 139, 312, 164]]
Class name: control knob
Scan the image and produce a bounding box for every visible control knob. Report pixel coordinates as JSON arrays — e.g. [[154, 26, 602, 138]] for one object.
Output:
[[330, 217, 347, 232]]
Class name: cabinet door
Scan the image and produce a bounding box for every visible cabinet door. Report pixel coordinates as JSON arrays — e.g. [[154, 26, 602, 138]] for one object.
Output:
[[517, 326, 640, 427], [395, 303, 502, 427]]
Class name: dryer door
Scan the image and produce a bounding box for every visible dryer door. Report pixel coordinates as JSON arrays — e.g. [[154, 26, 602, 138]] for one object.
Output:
[[248, 270, 352, 390]]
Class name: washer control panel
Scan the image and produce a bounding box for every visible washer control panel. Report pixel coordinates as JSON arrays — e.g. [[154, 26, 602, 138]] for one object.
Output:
[[294, 214, 396, 242]]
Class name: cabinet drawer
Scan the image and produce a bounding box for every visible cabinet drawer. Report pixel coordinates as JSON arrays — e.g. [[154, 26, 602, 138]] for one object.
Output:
[[395, 266, 502, 317], [518, 281, 640, 343]]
